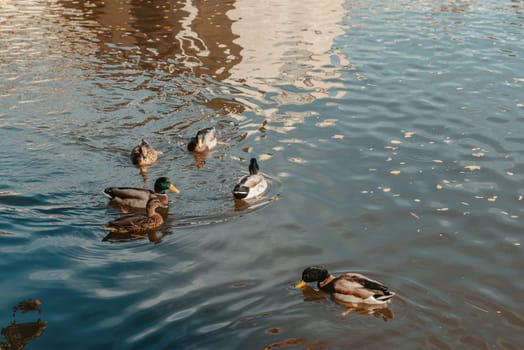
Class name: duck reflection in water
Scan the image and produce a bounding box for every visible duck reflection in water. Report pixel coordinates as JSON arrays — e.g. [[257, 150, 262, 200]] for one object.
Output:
[[102, 226, 171, 244], [1, 299, 47, 349], [296, 266, 395, 321], [191, 151, 208, 169]]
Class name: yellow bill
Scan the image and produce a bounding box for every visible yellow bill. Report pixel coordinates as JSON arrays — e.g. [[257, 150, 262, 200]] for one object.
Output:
[[295, 280, 307, 289], [169, 184, 180, 193]]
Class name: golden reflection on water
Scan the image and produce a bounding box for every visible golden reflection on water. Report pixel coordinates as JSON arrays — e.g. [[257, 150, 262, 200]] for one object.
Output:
[[227, 0, 349, 135], [59, 0, 242, 80], [57, 0, 347, 124], [1, 0, 351, 147]]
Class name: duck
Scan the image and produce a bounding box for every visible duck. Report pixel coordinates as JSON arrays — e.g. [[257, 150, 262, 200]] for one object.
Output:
[[232, 158, 268, 200], [130, 139, 161, 166], [103, 198, 167, 233], [187, 127, 217, 153], [296, 266, 395, 305], [103, 177, 179, 209]]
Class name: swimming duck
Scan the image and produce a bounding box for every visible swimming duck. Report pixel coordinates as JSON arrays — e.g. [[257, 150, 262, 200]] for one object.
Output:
[[232, 158, 268, 200], [103, 198, 167, 233], [130, 139, 161, 166], [296, 266, 395, 305], [187, 127, 217, 153], [103, 177, 179, 209]]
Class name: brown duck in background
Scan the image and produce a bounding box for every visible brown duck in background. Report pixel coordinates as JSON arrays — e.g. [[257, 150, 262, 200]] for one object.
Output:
[[130, 139, 161, 166]]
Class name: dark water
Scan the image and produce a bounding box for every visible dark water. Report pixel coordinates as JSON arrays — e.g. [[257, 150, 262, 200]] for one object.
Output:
[[1, 0, 523, 348]]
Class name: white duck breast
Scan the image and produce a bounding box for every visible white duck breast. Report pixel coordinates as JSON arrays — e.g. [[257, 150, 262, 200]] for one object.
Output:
[[205, 132, 217, 149]]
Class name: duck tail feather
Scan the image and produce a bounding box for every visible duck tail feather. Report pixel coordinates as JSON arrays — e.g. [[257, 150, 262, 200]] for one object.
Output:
[[376, 291, 396, 301], [233, 185, 249, 199]]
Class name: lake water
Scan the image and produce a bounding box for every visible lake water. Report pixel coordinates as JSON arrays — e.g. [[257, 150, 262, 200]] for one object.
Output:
[[1, 0, 523, 349]]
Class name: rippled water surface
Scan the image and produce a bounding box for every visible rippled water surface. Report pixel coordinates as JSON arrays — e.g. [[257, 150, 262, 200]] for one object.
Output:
[[1, 0, 523, 348]]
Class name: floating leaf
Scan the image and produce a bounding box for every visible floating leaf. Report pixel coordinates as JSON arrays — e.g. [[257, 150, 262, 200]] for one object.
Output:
[[464, 165, 481, 171], [354, 72, 367, 81], [264, 338, 305, 350], [316, 119, 337, 127], [259, 154, 273, 160], [289, 157, 306, 164]]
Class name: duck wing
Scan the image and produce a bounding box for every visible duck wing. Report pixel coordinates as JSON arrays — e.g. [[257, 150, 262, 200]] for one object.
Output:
[[242, 174, 265, 188], [104, 187, 153, 201], [333, 273, 394, 303], [104, 214, 156, 233], [341, 273, 390, 293]]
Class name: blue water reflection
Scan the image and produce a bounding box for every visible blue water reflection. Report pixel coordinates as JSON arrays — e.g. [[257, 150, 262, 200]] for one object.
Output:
[[1, 0, 523, 349]]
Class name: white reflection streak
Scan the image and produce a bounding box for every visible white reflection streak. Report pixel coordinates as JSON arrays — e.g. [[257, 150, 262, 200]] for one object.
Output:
[[228, 0, 347, 97], [175, 0, 210, 68]]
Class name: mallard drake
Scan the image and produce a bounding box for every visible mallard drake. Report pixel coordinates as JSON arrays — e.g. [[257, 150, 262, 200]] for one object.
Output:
[[232, 158, 268, 200], [103, 198, 167, 233], [187, 127, 217, 153], [296, 266, 395, 305], [130, 139, 161, 166], [103, 177, 179, 209]]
